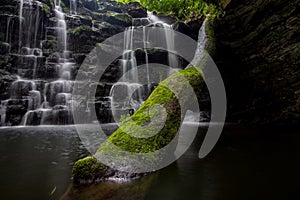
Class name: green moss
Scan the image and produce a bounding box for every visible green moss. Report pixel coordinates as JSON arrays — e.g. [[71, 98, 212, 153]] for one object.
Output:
[[72, 37, 208, 180], [72, 156, 107, 183], [60, 1, 69, 14], [72, 65, 204, 180], [113, 13, 131, 22], [42, 3, 51, 14], [72, 26, 92, 36], [205, 18, 216, 55], [106, 13, 132, 26], [46, 35, 56, 41], [117, 0, 222, 22], [49, 0, 55, 9], [95, 67, 203, 156]]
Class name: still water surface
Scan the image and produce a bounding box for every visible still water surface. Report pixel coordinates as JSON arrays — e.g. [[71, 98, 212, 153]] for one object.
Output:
[[0, 125, 299, 200]]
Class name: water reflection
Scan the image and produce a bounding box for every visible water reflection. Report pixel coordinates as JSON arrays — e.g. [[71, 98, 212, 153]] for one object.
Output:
[[0, 125, 300, 200]]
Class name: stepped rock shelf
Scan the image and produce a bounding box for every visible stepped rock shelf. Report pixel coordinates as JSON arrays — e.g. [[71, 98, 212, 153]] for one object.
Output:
[[0, 0, 202, 126]]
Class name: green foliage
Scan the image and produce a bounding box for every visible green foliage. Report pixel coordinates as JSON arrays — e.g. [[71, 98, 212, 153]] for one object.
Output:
[[117, 0, 220, 21], [49, 0, 55, 9], [42, 3, 51, 14], [60, 1, 69, 13]]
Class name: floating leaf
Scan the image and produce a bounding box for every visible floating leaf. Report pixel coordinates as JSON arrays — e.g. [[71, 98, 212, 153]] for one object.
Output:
[[50, 186, 56, 196]]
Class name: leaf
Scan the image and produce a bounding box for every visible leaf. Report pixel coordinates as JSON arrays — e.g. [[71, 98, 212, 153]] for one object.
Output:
[[50, 186, 56, 196]]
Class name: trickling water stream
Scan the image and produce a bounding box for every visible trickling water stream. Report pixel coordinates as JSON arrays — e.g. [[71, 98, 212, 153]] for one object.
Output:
[[70, 0, 77, 15]]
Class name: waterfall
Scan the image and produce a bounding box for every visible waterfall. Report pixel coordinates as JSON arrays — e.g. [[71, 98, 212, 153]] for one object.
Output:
[[0, 0, 77, 126], [33, 1, 42, 48], [143, 26, 150, 89], [109, 22, 145, 119], [70, 0, 77, 15], [108, 13, 180, 123], [5, 16, 12, 44], [3, 16, 14, 54], [163, 23, 178, 69], [0, 100, 8, 126], [148, 11, 179, 72], [0, 2, 205, 126], [54, 0, 67, 54], [18, 0, 24, 53], [18, 0, 43, 51]]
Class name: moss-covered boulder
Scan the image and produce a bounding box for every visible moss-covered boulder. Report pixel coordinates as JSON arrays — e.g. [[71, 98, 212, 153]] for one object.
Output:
[[72, 156, 108, 183]]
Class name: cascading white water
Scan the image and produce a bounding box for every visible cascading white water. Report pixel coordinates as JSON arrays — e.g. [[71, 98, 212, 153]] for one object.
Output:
[[18, 0, 24, 53], [123, 26, 139, 82], [1, 3, 208, 126], [110, 24, 143, 115], [162, 23, 178, 69], [143, 26, 150, 88], [54, 0, 67, 55], [148, 12, 179, 72], [25, 0, 33, 47], [29, 90, 41, 110], [70, 0, 77, 15], [16, 0, 44, 82], [110, 82, 142, 109], [109, 14, 181, 121], [0, 100, 8, 125], [6, 16, 12, 44], [0, 0, 76, 126], [19, 0, 43, 50], [33, 1, 42, 48]]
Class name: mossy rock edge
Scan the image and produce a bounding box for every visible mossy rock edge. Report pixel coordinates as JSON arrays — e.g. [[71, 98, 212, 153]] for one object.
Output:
[[72, 156, 108, 184], [72, 16, 215, 183]]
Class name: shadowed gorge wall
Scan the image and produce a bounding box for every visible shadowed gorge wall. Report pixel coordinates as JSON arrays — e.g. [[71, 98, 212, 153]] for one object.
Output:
[[215, 0, 300, 124]]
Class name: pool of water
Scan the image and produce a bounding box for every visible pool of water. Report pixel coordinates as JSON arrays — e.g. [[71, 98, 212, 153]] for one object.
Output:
[[0, 124, 117, 200], [0, 124, 299, 200]]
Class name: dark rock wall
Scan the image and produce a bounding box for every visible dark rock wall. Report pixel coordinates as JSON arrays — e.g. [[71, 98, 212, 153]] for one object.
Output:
[[215, 0, 300, 124]]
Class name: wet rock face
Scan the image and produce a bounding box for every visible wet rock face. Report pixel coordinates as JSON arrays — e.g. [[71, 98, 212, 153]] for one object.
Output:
[[80, 0, 99, 11], [0, 0, 148, 63], [0, 0, 149, 126], [215, 0, 300, 124], [0, 0, 195, 126]]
